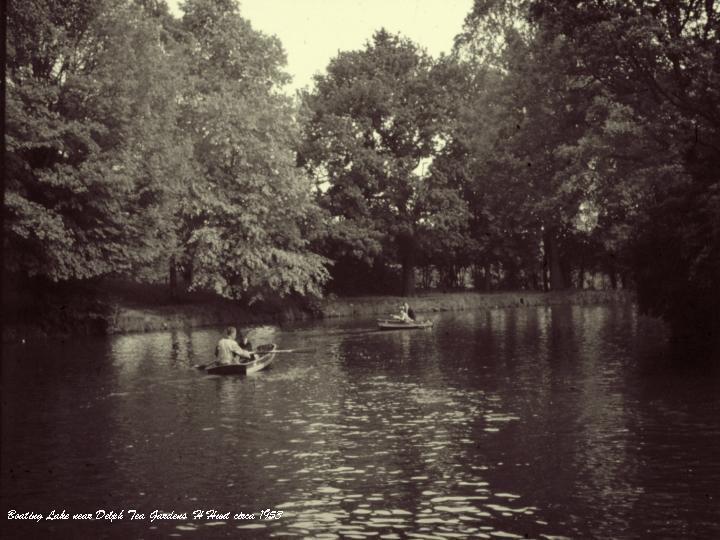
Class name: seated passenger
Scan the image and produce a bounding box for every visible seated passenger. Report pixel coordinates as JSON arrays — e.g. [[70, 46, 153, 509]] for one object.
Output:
[[215, 326, 254, 364], [394, 302, 413, 322], [240, 334, 254, 352]]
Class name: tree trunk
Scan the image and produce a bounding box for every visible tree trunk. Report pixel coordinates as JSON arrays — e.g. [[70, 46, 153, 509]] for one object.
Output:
[[544, 227, 565, 290], [560, 259, 572, 290], [401, 256, 415, 296], [420, 266, 432, 290], [504, 262, 519, 290], [183, 259, 193, 289], [397, 231, 417, 296], [169, 256, 178, 299], [474, 263, 488, 291], [607, 254, 618, 289]]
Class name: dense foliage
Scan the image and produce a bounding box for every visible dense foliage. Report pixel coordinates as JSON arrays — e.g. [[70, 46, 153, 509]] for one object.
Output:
[[6, 0, 717, 354], [5, 0, 328, 302], [446, 0, 719, 352], [175, 0, 328, 301], [6, 0, 189, 281], [299, 31, 471, 295], [528, 0, 720, 350]]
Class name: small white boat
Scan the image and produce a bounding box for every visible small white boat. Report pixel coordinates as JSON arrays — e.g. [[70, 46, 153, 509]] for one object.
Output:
[[377, 319, 433, 330]]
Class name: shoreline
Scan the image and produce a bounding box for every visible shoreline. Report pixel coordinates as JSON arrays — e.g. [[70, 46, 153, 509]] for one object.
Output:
[[2, 289, 633, 343], [321, 289, 631, 319]]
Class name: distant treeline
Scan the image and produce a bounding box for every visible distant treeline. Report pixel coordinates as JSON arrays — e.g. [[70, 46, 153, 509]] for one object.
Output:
[[6, 1, 719, 351]]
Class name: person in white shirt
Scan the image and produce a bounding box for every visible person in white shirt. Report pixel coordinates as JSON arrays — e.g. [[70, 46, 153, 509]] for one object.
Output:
[[394, 302, 413, 322], [215, 327, 254, 364]]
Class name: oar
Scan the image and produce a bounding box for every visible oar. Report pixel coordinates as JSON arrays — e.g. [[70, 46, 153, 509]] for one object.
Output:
[[194, 348, 313, 368]]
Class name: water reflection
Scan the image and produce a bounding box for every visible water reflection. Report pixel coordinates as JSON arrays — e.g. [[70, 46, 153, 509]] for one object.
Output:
[[2, 305, 720, 539]]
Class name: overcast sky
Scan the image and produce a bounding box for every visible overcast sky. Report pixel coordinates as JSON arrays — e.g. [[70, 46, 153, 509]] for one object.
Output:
[[166, 0, 473, 93]]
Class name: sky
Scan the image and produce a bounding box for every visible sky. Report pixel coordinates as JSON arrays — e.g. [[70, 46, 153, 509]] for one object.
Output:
[[165, 0, 473, 93]]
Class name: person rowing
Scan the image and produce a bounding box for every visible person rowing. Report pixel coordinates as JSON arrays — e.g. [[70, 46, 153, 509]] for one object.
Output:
[[239, 333, 253, 352], [215, 326, 255, 365], [393, 302, 416, 323]]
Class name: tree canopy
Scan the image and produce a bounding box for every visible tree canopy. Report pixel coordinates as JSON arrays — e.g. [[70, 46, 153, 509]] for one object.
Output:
[[299, 30, 470, 295], [5, 0, 191, 281], [451, 0, 719, 352], [175, 0, 328, 301], [5, 0, 718, 354], [528, 0, 720, 350], [5, 0, 328, 302]]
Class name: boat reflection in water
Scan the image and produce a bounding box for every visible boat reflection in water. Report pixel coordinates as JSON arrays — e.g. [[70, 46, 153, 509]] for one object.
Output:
[[2, 305, 720, 539]]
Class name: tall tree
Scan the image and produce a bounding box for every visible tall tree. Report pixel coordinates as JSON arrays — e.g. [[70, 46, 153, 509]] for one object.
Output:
[[300, 30, 469, 296], [176, 0, 328, 301], [453, 0, 619, 291], [5, 0, 191, 282], [530, 1, 720, 354], [430, 57, 545, 291]]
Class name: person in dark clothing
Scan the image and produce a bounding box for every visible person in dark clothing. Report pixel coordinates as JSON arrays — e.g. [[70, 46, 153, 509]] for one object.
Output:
[[240, 334, 253, 352]]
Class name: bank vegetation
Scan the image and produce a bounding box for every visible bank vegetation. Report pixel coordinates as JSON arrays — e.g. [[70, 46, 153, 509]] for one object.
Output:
[[5, 0, 718, 355]]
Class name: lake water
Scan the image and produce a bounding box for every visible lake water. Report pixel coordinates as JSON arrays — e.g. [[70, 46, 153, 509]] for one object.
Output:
[[2, 304, 719, 539]]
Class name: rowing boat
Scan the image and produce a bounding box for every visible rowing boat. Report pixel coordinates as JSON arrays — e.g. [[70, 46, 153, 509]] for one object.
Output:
[[201, 343, 277, 375], [377, 319, 433, 330]]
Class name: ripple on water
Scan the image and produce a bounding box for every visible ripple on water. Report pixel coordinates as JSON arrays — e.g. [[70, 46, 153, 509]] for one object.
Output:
[[495, 492, 521, 499], [434, 505, 488, 515], [317, 486, 342, 494], [6, 309, 707, 540]]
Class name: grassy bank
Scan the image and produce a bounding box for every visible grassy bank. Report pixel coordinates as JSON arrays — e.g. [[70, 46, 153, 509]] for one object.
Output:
[[1, 280, 315, 343], [322, 289, 633, 319], [2, 280, 633, 343]]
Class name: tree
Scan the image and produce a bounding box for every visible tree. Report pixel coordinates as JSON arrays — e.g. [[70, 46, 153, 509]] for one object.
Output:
[[529, 1, 720, 355], [429, 57, 545, 291], [452, 0, 630, 291], [300, 30, 469, 296], [5, 0, 192, 283], [176, 0, 329, 301]]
